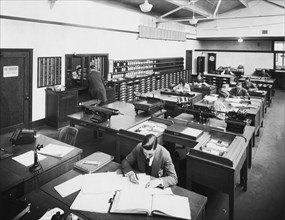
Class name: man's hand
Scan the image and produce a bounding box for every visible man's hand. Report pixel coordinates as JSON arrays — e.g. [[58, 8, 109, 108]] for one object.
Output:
[[127, 171, 139, 184], [145, 178, 162, 188]]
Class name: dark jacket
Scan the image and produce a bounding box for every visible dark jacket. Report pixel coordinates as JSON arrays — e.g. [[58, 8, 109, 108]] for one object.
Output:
[[121, 143, 178, 187], [229, 87, 250, 97], [87, 70, 107, 103]]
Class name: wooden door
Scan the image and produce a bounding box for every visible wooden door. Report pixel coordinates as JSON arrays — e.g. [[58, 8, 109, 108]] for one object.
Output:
[[0, 49, 33, 134]]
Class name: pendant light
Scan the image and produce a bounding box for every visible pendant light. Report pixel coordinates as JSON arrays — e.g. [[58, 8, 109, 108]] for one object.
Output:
[[140, 0, 153, 13], [189, 1, 198, 25]]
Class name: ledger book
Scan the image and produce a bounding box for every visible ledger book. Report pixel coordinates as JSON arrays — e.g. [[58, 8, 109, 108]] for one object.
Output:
[[73, 151, 114, 173], [110, 189, 191, 219]]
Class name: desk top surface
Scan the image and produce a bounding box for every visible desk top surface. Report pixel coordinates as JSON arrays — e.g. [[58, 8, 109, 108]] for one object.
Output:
[[239, 77, 276, 84], [39, 163, 207, 220], [0, 134, 82, 193], [140, 89, 202, 103], [194, 98, 261, 115]]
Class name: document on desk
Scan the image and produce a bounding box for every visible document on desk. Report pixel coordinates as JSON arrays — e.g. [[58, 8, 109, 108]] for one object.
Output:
[[38, 144, 74, 158], [12, 150, 46, 167], [70, 191, 114, 213], [54, 174, 83, 198]]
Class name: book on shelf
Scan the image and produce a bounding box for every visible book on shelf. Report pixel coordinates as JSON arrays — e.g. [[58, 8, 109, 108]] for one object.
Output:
[[73, 151, 114, 174], [110, 190, 191, 220]]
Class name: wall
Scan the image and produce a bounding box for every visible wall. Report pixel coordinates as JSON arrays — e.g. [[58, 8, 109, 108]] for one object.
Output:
[[193, 40, 274, 74], [0, 0, 198, 121], [197, 0, 285, 38]]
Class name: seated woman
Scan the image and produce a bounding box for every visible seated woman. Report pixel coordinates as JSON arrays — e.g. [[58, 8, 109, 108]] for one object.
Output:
[[242, 78, 257, 91], [218, 84, 230, 98], [260, 69, 271, 78], [213, 94, 227, 120], [229, 82, 250, 98], [221, 67, 234, 75], [196, 72, 203, 83], [173, 79, 191, 93]]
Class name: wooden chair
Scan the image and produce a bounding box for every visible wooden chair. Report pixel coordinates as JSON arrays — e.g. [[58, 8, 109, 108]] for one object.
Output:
[[58, 126, 78, 146]]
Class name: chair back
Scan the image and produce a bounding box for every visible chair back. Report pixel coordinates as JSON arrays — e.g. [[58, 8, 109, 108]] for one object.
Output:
[[58, 126, 78, 146]]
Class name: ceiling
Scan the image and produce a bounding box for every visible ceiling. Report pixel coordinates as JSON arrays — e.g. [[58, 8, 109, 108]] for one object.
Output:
[[104, 0, 285, 26]]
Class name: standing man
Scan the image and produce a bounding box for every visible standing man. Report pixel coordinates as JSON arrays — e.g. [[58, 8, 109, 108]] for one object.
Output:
[[87, 65, 107, 104], [121, 134, 178, 188]]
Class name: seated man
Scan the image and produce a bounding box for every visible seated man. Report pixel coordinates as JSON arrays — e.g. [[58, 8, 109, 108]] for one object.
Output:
[[229, 82, 250, 98], [121, 134, 178, 188], [173, 79, 191, 93], [242, 78, 257, 91]]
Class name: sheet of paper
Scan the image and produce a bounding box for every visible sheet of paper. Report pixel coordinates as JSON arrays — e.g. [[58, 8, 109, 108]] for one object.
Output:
[[152, 194, 191, 220], [38, 144, 74, 158], [145, 187, 173, 195], [54, 174, 83, 198], [12, 150, 46, 167], [80, 172, 123, 194], [70, 191, 113, 213]]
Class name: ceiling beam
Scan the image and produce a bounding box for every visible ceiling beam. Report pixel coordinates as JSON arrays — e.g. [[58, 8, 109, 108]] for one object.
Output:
[[238, 0, 249, 8], [264, 0, 285, 8], [165, 0, 212, 18], [157, 2, 191, 20], [213, 0, 222, 17], [157, 13, 285, 23]]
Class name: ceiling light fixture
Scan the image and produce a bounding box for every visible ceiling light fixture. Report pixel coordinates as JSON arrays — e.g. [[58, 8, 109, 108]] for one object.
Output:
[[189, 0, 198, 25], [238, 37, 243, 43], [140, 0, 153, 13]]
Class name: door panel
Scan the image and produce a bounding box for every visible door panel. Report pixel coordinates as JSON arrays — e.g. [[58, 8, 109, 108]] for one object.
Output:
[[0, 50, 32, 133]]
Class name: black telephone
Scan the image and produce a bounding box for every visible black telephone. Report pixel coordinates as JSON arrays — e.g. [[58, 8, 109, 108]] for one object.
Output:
[[10, 128, 36, 145]]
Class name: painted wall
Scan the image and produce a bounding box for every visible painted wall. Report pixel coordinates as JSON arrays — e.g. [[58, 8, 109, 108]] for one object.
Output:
[[193, 40, 274, 74], [197, 0, 285, 38], [0, 1, 198, 121]]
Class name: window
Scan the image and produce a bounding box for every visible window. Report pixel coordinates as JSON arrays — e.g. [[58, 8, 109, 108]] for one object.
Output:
[[274, 41, 285, 71]]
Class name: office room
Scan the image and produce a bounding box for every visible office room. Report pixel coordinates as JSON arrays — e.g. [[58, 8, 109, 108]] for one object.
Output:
[[0, 0, 284, 220]]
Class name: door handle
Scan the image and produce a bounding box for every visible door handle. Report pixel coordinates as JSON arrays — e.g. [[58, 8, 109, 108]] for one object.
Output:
[[25, 96, 30, 100]]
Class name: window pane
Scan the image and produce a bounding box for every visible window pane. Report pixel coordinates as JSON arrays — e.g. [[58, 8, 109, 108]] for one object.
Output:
[[274, 41, 285, 51], [275, 53, 285, 70]]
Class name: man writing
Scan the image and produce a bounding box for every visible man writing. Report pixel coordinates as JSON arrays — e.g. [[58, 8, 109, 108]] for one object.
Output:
[[121, 134, 178, 188]]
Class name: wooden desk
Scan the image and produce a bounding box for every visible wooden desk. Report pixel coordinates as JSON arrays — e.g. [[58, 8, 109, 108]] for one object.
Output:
[[192, 85, 217, 97], [163, 121, 248, 220], [116, 117, 174, 161], [194, 98, 263, 136], [174, 113, 255, 168], [140, 89, 203, 118], [39, 163, 207, 220], [0, 134, 82, 199]]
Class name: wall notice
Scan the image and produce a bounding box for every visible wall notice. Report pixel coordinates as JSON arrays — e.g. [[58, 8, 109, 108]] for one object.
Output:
[[3, 66, 19, 77]]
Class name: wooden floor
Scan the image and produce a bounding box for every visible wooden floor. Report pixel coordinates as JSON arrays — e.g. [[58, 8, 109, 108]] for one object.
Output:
[[33, 89, 285, 220]]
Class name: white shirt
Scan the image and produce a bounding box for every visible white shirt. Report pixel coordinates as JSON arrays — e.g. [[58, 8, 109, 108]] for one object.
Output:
[[173, 83, 191, 93]]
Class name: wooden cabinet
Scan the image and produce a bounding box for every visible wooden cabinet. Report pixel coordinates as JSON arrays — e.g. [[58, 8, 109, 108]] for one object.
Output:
[[45, 89, 78, 128]]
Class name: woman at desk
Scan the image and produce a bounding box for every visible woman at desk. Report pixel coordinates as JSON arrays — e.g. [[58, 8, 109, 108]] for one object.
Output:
[[173, 79, 191, 93], [121, 134, 178, 188], [221, 67, 234, 75], [229, 82, 250, 98], [242, 78, 257, 91], [72, 65, 82, 79]]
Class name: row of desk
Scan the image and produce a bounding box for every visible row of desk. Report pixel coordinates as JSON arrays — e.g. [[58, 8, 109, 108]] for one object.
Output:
[[66, 88, 263, 220]]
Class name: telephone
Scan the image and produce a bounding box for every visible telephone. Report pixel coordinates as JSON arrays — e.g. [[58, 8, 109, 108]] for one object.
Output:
[[10, 128, 36, 145]]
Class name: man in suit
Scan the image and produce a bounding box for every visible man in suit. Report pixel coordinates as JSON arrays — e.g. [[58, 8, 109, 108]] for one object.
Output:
[[242, 78, 257, 91], [87, 65, 107, 104], [229, 82, 250, 98], [121, 134, 178, 188]]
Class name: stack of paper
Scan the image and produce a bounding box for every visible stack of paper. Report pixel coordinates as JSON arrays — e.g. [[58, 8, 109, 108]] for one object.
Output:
[[12, 151, 46, 167]]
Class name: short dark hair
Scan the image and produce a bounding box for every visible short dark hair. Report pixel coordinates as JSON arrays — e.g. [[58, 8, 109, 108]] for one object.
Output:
[[142, 134, 157, 151], [179, 78, 186, 86]]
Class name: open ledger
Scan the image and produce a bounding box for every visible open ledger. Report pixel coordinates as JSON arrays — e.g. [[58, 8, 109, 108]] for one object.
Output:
[[110, 189, 191, 220]]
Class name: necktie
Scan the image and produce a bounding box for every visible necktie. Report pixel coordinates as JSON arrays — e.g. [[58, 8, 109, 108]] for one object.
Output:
[[145, 158, 151, 175]]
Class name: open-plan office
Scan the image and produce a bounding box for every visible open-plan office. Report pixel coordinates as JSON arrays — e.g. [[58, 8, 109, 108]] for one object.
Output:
[[0, 1, 284, 220]]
